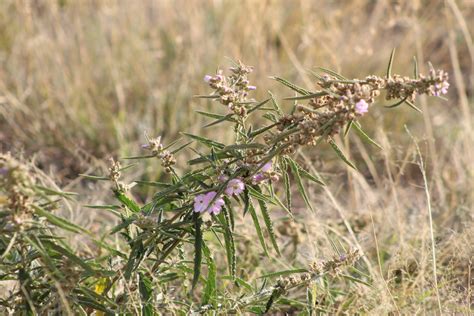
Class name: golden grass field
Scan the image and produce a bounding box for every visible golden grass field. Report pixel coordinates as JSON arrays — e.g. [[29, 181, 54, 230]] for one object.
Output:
[[0, 0, 473, 314]]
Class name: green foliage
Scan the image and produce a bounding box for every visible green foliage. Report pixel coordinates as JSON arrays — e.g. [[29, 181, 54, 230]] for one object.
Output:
[[0, 56, 449, 314]]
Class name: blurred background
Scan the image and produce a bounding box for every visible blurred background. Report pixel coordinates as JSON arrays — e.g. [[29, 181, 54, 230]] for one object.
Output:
[[0, 0, 472, 312]]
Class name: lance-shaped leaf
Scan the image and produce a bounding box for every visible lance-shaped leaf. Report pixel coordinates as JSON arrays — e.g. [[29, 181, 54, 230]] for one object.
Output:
[[33, 205, 87, 234], [43, 241, 95, 276], [217, 210, 236, 279], [259, 268, 308, 279], [192, 213, 203, 291], [247, 201, 269, 256], [328, 139, 357, 170], [181, 132, 225, 149], [201, 241, 217, 306], [413, 56, 419, 79], [385, 96, 409, 109], [254, 188, 280, 256], [283, 91, 327, 101], [351, 121, 383, 149], [202, 113, 237, 128], [139, 272, 154, 316], [316, 67, 348, 80], [115, 191, 140, 213], [405, 99, 422, 113], [287, 158, 314, 212], [268, 91, 283, 115], [271, 76, 312, 95], [247, 98, 270, 114], [387, 47, 396, 78]]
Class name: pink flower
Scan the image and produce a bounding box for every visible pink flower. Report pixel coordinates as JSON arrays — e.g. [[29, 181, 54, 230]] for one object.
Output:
[[205, 191, 225, 215], [250, 161, 274, 185], [433, 82, 449, 96], [251, 173, 266, 185], [248, 85, 257, 91], [204, 75, 213, 83], [261, 161, 272, 173], [193, 191, 225, 215], [355, 99, 369, 115], [225, 178, 245, 196], [193, 193, 209, 213], [218, 174, 229, 183]]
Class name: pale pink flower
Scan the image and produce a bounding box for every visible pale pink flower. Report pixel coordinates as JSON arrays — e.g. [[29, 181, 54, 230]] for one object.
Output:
[[193, 191, 225, 215], [193, 193, 209, 213], [355, 99, 369, 115], [248, 85, 257, 91], [433, 82, 449, 96], [218, 174, 229, 183], [225, 178, 245, 196], [205, 191, 225, 215], [261, 161, 272, 173], [204, 75, 213, 83], [251, 173, 266, 185]]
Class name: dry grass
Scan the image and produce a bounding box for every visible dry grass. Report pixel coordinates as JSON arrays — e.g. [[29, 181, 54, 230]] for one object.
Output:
[[0, 0, 472, 314]]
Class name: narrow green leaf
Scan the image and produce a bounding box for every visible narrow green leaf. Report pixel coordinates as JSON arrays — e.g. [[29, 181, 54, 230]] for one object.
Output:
[[217, 211, 236, 279], [259, 268, 308, 279], [35, 186, 77, 197], [135, 180, 172, 188], [84, 204, 121, 210], [387, 47, 396, 78], [109, 215, 137, 235], [248, 122, 278, 138], [181, 132, 225, 149], [247, 202, 268, 256], [265, 288, 281, 314], [118, 163, 137, 172], [344, 120, 353, 137], [196, 110, 229, 120], [328, 139, 357, 170], [44, 241, 95, 275], [170, 141, 192, 154], [188, 152, 234, 165], [283, 91, 327, 100], [268, 91, 283, 116], [385, 96, 408, 108], [33, 206, 87, 234], [79, 174, 109, 181], [224, 197, 235, 231], [405, 99, 422, 113], [122, 154, 156, 160], [341, 274, 373, 288], [139, 272, 154, 316], [123, 241, 144, 280], [296, 164, 325, 186], [222, 276, 253, 292], [316, 67, 348, 80], [271, 76, 312, 95], [192, 213, 202, 290], [282, 160, 292, 212], [247, 186, 276, 205], [413, 56, 419, 79], [222, 143, 266, 152], [287, 159, 314, 212], [194, 94, 220, 99], [201, 241, 217, 306], [115, 191, 140, 213], [255, 193, 280, 256], [248, 98, 270, 114], [203, 113, 237, 128], [351, 122, 383, 149]]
